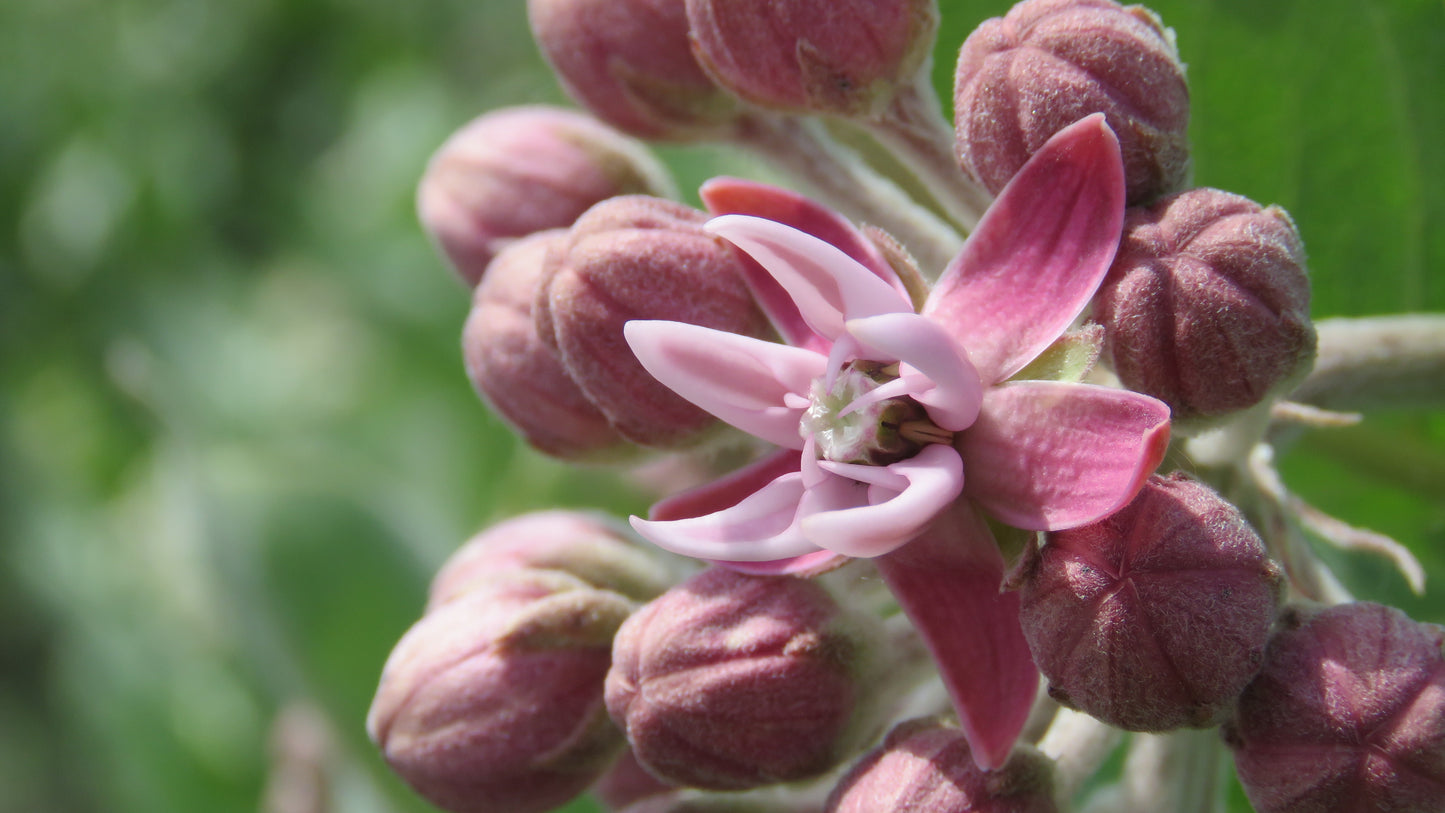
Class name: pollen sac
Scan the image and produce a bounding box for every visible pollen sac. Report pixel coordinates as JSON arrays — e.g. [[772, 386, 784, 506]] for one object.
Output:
[[954, 0, 1189, 206], [418, 105, 674, 286]]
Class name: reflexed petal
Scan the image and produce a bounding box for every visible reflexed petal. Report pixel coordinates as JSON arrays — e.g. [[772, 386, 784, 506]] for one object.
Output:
[[875, 502, 1038, 770], [800, 445, 964, 558], [707, 215, 911, 341], [631, 468, 823, 562], [650, 448, 802, 522], [624, 320, 824, 449], [845, 312, 984, 431], [960, 381, 1171, 531], [924, 115, 1126, 384]]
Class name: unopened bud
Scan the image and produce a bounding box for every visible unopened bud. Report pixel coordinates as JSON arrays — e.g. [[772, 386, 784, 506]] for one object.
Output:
[[1095, 187, 1315, 423], [686, 0, 939, 119], [368, 570, 634, 813], [954, 0, 1189, 205], [418, 106, 674, 286], [528, 0, 744, 141], [536, 196, 770, 448], [1224, 602, 1445, 813], [827, 718, 1058, 813], [606, 567, 883, 790], [462, 229, 628, 460], [1013, 474, 1283, 731]]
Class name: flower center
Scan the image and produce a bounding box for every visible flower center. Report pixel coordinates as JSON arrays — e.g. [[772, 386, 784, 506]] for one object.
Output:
[[800, 360, 954, 466]]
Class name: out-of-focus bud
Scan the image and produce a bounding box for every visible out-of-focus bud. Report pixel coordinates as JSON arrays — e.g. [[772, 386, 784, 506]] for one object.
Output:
[[686, 0, 939, 119], [1095, 187, 1315, 424], [606, 567, 883, 790], [536, 196, 771, 448], [428, 510, 677, 610], [1012, 473, 1283, 731], [419, 105, 675, 286], [1224, 602, 1445, 813], [367, 570, 635, 813], [827, 718, 1058, 813], [462, 230, 628, 459], [954, 0, 1189, 205], [528, 0, 744, 141]]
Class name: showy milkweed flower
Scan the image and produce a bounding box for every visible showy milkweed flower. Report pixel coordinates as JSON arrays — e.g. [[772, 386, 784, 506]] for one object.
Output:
[[623, 115, 1171, 768]]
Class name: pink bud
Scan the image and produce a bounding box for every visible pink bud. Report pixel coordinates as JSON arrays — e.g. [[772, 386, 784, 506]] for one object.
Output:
[[686, 0, 939, 118], [418, 105, 674, 286], [367, 570, 634, 813], [462, 230, 628, 460], [606, 567, 883, 790], [954, 0, 1189, 205], [1013, 473, 1283, 731], [1095, 187, 1315, 422], [1224, 602, 1445, 813], [536, 196, 770, 448], [826, 718, 1058, 813], [528, 0, 744, 141]]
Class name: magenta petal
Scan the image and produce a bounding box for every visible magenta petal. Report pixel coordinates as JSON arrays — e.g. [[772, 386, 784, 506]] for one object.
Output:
[[923, 115, 1126, 384], [800, 445, 964, 558], [875, 501, 1038, 770], [845, 312, 984, 432], [630, 469, 823, 562], [960, 381, 1171, 531], [624, 320, 823, 449], [707, 215, 911, 342]]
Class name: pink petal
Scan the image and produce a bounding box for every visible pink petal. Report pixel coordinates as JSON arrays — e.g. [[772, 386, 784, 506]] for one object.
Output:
[[924, 115, 1126, 384], [875, 501, 1038, 770], [959, 381, 1171, 531], [630, 468, 824, 563], [624, 320, 824, 449], [845, 312, 984, 432], [707, 215, 911, 342], [799, 445, 965, 558]]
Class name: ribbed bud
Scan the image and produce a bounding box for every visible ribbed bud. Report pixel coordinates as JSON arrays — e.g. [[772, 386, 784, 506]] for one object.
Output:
[[367, 570, 634, 813], [1095, 187, 1315, 423], [461, 230, 627, 459], [1013, 473, 1283, 731], [606, 567, 883, 790], [827, 719, 1058, 813], [1224, 602, 1445, 813], [686, 0, 939, 119], [418, 105, 674, 286], [528, 0, 744, 141], [954, 0, 1189, 205], [536, 196, 770, 448]]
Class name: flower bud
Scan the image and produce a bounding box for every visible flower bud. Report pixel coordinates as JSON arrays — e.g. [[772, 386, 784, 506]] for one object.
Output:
[[528, 0, 744, 141], [1224, 602, 1445, 813], [827, 718, 1058, 813], [418, 106, 675, 286], [686, 0, 939, 119], [1013, 473, 1283, 731], [606, 567, 883, 790], [461, 230, 628, 459], [954, 0, 1189, 205], [1095, 187, 1315, 423], [368, 570, 635, 813], [428, 510, 676, 610], [536, 196, 770, 448]]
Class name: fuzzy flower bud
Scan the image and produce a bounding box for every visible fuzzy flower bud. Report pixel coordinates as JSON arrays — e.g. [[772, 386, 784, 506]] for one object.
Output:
[[367, 570, 635, 813], [418, 106, 674, 286], [827, 718, 1058, 813], [528, 0, 744, 141], [1224, 602, 1445, 813], [954, 0, 1189, 205], [606, 567, 884, 791], [427, 511, 676, 611], [686, 0, 939, 119], [461, 230, 627, 459], [1095, 187, 1315, 423], [535, 196, 770, 448], [1013, 473, 1283, 731]]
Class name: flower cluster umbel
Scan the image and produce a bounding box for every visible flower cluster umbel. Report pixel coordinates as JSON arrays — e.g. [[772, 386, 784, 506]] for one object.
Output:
[[368, 1, 1440, 812]]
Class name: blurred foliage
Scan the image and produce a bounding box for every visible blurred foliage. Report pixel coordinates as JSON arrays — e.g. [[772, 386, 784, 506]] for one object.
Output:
[[0, 1, 1440, 812]]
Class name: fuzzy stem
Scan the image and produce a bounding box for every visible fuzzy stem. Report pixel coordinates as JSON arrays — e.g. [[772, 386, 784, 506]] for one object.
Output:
[[1115, 730, 1223, 813], [1036, 707, 1123, 804], [1290, 314, 1445, 411]]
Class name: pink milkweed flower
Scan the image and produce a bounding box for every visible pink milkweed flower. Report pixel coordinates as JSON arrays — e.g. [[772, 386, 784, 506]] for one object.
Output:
[[623, 115, 1171, 769]]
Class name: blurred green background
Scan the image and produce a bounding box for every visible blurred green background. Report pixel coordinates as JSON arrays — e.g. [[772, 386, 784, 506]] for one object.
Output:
[[0, 1, 1440, 812]]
